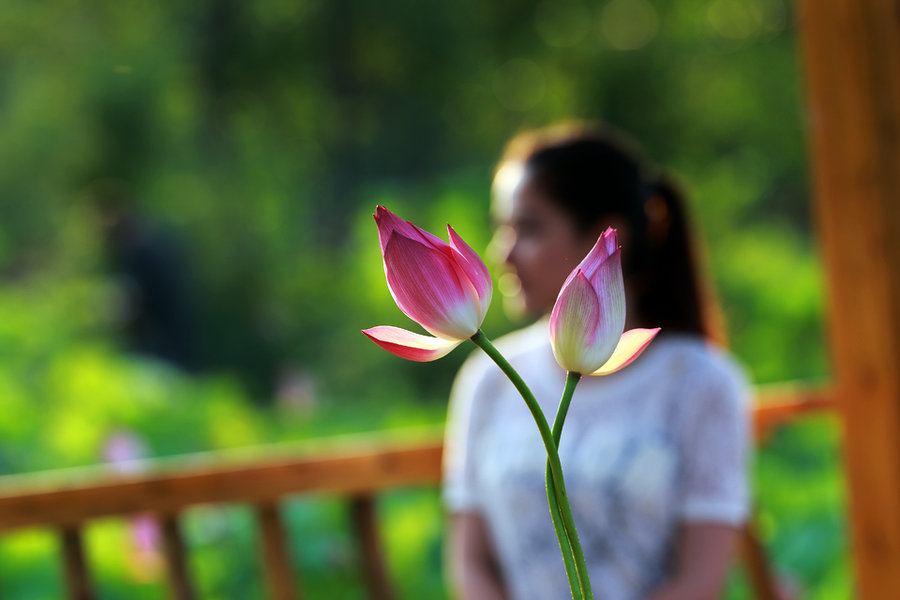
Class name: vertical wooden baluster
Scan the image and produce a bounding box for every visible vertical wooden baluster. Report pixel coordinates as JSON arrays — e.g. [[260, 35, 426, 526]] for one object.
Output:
[[160, 514, 195, 600], [350, 495, 395, 600], [740, 520, 779, 600], [255, 502, 301, 600], [59, 525, 94, 600]]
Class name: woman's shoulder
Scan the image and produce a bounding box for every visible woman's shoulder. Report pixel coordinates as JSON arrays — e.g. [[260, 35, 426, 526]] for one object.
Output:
[[651, 334, 745, 376], [645, 334, 750, 401]]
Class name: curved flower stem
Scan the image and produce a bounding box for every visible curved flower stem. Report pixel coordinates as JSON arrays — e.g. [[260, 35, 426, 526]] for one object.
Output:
[[545, 496, 582, 600], [552, 372, 581, 445], [545, 371, 584, 599], [470, 331, 593, 600]]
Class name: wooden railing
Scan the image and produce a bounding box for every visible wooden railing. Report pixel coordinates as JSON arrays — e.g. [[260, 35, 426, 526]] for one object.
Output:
[[0, 434, 444, 600], [0, 386, 834, 600]]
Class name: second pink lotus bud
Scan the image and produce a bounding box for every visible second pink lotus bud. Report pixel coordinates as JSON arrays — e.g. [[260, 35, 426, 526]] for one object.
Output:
[[549, 228, 659, 376]]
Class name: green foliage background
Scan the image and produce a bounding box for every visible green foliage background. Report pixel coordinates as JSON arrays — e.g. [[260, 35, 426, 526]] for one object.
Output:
[[0, 0, 844, 597]]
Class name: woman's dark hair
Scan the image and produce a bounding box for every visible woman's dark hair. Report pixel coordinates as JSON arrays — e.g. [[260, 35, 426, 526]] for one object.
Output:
[[498, 122, 721, 342]]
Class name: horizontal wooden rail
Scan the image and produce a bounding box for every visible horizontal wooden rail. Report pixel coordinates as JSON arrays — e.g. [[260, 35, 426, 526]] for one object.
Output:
[[752, 383, 834, 440], [0, 435, 444, 532], [0, 386, 834, 534]]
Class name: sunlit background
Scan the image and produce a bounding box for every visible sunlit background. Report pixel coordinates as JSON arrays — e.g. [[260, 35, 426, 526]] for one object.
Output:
[[0, 0, 843, 598]]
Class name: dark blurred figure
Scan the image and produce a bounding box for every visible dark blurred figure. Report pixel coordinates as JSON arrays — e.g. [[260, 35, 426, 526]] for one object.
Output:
[[90, 180, 199, 372]]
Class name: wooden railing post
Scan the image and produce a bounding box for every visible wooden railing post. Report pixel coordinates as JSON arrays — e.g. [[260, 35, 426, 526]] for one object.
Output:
[[255, 501, 301, 600], [740, 519, 780, 600], [59, 525, 94, 600], [160, 514, 195, 600], [350, 494, 396, 600]]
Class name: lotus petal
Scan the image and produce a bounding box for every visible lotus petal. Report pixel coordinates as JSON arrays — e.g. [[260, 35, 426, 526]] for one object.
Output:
[[447, 225, 493, 319], [383, 232, 481, 340], [549, 271, 603, 373], [587, 245, 626, 354], [590, 328, 661, 376], [362, 326, 463, 362], [375, 206, 448, 255], [562, 227, 618, 288]]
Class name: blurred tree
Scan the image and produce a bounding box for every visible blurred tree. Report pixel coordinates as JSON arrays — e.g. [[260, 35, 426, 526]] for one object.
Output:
[[0, 0, 823, 399]]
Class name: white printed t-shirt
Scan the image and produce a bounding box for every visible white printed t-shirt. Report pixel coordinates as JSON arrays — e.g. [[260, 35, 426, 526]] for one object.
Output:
[[443, 320, 750, 600]]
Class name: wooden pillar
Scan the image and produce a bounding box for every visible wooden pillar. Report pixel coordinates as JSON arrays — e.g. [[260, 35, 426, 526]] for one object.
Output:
[[796, 0, 900, 597]]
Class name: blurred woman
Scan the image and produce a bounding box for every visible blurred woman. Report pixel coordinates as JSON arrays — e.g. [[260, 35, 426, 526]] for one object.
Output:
[[444, 123, 749, 600]]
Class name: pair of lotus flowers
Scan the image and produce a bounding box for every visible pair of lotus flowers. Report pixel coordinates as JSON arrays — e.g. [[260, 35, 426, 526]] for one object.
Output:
[[363, 206, 659, 376]]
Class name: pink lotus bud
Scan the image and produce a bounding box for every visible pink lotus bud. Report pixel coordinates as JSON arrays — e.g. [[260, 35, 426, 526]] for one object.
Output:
[[549, 228, 659, 375], [363, 206, 493, 362]]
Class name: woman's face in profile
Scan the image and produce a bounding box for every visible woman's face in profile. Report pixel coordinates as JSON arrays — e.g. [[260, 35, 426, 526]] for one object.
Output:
[[491, 168, 597, 317]]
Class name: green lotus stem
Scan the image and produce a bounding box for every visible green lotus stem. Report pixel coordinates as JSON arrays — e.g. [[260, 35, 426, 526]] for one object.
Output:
[[470, 331, 593, 600], [545, 492, 583, 600], [551, 372, 581, 445], [545, 371, 585, 597], [544, 371, 585, 600]]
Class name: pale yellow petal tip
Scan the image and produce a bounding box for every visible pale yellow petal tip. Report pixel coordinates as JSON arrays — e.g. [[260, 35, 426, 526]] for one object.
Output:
[[588, 327, 660, 376]]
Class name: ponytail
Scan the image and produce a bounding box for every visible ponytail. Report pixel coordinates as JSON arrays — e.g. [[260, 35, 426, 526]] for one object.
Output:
[[638, 175, 723, 343]]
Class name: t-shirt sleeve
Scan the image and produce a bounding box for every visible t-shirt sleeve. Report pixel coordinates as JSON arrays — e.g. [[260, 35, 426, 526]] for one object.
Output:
[[676, 354, 751, 525], [442, 351, 493, 513]]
